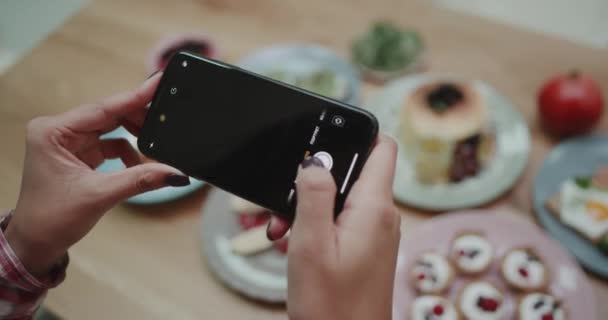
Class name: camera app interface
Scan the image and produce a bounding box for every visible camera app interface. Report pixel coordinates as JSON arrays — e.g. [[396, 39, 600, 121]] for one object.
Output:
[[144, 53, 376, 215]]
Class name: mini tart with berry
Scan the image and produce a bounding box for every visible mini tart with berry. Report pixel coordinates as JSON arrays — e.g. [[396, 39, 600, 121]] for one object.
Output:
[[410, 251, 454, 294], [449, 231, 494, 275], [399, 81, 494, 185], [457, 281, 507, 320], [517, 293, 566, 320], [500, 247, 549, 292], [410, 295, 460, 320]]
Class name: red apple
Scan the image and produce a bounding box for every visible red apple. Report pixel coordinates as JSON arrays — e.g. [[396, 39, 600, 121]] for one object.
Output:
[[538, 71, 604, 137]]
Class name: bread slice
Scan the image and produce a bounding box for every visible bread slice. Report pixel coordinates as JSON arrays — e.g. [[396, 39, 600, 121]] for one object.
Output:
[[545, 192, 602, 243], [230, 225, 273, 255]]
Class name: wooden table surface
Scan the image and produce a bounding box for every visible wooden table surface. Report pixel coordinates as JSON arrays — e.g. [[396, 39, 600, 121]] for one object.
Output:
[[1, 0, 607, 318]]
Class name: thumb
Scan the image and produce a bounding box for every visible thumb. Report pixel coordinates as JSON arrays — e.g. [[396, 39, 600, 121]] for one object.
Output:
[[101, 162, 190, 203], [291, 157, 336, 246]]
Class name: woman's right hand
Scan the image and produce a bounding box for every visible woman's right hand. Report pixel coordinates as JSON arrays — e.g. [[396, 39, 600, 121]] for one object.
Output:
[[284, 135, 400, 320]]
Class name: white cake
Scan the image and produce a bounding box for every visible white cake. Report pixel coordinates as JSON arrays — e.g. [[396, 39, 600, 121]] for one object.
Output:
[[400, 82, 494, 184]]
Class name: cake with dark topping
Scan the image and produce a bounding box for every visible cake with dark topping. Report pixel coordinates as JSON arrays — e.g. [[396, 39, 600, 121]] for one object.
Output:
[[400, 81, 494, 184]]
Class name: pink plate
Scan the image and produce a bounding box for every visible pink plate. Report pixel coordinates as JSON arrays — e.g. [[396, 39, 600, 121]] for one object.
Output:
[[393, 209, 597, 320]]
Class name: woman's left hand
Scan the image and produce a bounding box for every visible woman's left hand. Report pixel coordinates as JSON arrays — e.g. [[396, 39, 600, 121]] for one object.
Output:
[[6, 72, 189, 275]]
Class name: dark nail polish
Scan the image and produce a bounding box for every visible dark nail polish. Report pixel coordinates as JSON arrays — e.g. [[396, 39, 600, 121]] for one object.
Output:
[[301, 156, 324, 169], [165, 174, 190, 186], [266, 222, 275, 241], [147, 70, 161, 79]]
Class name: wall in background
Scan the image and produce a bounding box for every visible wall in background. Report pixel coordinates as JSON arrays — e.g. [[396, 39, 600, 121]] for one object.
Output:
[[435, 0, 608, 48], [0, 0, 606, 76], [0, 0, 89, 74]]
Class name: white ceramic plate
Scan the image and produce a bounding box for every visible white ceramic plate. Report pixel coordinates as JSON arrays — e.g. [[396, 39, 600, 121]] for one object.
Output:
[[201, 189, 287, 303], [366, 74, 530, 210], [96, 127, 204, 205]]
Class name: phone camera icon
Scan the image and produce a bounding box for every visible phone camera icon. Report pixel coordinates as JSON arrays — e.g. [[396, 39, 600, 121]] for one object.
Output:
[[331, 115, 345, 127], [313, 151, 333, 170], [170, 87, 178, 95]]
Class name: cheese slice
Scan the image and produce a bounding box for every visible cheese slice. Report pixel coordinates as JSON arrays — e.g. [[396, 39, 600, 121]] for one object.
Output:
[[230, 225, 273, 255]]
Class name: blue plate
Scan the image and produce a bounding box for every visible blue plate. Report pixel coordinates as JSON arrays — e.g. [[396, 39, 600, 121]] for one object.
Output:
[[533, 135, 608, 278], [96, 127, 204, 205]]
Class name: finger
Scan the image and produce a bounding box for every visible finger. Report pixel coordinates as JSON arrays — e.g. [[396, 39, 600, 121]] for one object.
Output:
[[99, 162, 189, 203], [121, 118, 142, 137], [59, 72, 162, 133], [348, 134, 398, 205], [100, 138, 141, 167], [291, 159, 337, 246], [339, 134, 399, 233], [266, 215, 291, 241]]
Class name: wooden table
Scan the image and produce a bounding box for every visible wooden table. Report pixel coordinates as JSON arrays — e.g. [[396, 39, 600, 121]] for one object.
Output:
[[1, 0, 607, 318]]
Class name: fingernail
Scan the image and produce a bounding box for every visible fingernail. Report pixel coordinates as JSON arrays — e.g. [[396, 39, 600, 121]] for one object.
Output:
[[301, 156, 324, 169], [165, 174, 190, 186], [147, 70, 161, 79], [266, 222, 275, 241]]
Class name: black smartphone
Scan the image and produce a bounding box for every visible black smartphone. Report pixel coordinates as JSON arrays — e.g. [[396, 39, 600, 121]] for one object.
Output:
[[139, 52, 378, 218]]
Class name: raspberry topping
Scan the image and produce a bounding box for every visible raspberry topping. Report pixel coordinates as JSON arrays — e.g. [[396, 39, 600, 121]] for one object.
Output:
[[417, 273, 426, 280], [432, 304, 444, 316], [542, 314, 554, 320], [459, 249, 466, 256], [477, 296, 500, 312], [518, 267, 529, 278]]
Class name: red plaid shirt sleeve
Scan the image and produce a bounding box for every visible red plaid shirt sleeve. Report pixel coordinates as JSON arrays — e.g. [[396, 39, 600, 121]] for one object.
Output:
[[0, 211, 68, 320]]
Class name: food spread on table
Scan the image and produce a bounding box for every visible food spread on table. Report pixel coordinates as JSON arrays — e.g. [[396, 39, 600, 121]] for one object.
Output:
[[399, 81, 495, 185], [179, 19, 607, 309]]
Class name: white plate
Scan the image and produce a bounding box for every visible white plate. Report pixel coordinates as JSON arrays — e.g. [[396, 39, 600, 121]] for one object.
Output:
[[96, 127, 204, 205], [201, 189, 287, 303], [366, 74, 530, 210]]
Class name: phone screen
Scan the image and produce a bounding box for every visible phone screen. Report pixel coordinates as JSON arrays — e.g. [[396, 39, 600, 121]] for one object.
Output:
[[139, 52, 378, 217]]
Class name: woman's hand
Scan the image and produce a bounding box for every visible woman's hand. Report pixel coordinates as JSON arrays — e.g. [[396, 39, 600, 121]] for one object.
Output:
[[283, 135, 400, 320], [6, 73, 189, 275]]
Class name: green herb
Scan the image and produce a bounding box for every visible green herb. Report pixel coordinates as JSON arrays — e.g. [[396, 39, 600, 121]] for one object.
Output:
[[574, 176, 592, 189], [352, 21, 423, 71]]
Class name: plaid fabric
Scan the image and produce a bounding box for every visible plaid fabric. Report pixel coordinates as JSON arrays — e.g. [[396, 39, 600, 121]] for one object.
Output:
[[0, 211, 67, 319]]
